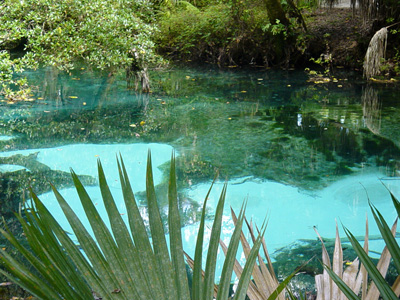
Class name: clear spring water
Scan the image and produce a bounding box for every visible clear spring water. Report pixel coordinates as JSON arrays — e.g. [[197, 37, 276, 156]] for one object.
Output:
[[1, 65, 400, 275]]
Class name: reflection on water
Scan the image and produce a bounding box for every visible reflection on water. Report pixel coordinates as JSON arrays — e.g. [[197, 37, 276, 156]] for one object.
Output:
[[362, 85, 381, 135], [1, 66, 400, 269]]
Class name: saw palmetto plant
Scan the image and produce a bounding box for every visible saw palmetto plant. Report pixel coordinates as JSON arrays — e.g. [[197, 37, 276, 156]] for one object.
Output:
[[314, 222, 366, 300], [0, 152, 283, 300], [320, 188, 400, 300], [218, 211, 303, 300]]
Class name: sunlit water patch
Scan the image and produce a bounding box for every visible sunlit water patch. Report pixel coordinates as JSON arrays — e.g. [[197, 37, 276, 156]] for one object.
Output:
[[185, 172, 399, 246], [0, 143, 173, 190], [3, 143, 397, 276]]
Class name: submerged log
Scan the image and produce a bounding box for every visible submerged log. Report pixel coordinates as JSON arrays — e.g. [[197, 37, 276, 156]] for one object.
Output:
[[0, 152, 50, 172], [0, 152, 96, 217]]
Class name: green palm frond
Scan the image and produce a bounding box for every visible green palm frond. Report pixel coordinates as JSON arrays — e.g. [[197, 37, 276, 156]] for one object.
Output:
[[0, 152, 266, 300]]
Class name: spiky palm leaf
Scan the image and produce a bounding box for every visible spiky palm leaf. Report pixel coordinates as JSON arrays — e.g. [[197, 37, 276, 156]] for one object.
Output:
[[0, 152, 262, 300], [314, 221, 364, 300], [187, 197, 268, 300], [218, 210, 303, 300], [322, 189, 400, 300]]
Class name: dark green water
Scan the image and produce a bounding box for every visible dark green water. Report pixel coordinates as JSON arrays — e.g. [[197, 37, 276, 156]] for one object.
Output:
[[1, 66, 400, 260], [2, 66, 400, 189]]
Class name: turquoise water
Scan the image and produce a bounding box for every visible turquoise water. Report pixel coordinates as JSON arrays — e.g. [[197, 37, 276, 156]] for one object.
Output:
[[1, 66, 400, 275]]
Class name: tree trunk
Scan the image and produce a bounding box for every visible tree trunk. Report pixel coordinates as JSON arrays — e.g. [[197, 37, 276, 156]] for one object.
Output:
[[263, 0, 292, 66], [263, 0, 289, 26]]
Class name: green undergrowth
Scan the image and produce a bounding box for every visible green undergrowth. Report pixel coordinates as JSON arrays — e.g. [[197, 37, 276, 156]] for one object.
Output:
[[156, 0, 297, 66]]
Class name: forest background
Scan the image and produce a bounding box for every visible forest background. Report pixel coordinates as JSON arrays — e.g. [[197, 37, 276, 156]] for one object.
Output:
[[1, 0, 400, 97]]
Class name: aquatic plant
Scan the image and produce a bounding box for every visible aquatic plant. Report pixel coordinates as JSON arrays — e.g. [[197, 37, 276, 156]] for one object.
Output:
[[321, 188, 400, 299], [0, 152, 294, 300]]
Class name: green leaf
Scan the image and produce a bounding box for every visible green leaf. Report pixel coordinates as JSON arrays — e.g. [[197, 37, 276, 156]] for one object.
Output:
[[51, 181, 121, 298], [0, 152, 277, 300], [344, 226, 398, 300], [21, 209, 91, 300], [117, 155, 165, 298], [31, 189, 113, 299], [381, 182, 400, 218], [97, 159, 149, 299], [0, 194, 94, 300], [203, 183, 227, 300], [146, 151, 177, 300], [70, 169, 135, 298], [191, 179, 215, 300], [168, 152, 191, 300], [216, 202, 246, 300], [369, 200, 400, 274], [0, 233, 63, 300], [389, 191, 400, 218]]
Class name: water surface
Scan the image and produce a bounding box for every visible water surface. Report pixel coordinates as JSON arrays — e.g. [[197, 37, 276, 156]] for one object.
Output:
[[1, 65, 400, 273]]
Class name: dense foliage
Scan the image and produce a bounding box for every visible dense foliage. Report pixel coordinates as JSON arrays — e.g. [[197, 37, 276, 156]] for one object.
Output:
[[0, 0, 162, 94], [0, 0, 310, 98], [156, 0, 306, 67], [1, 0, 400, 94]]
